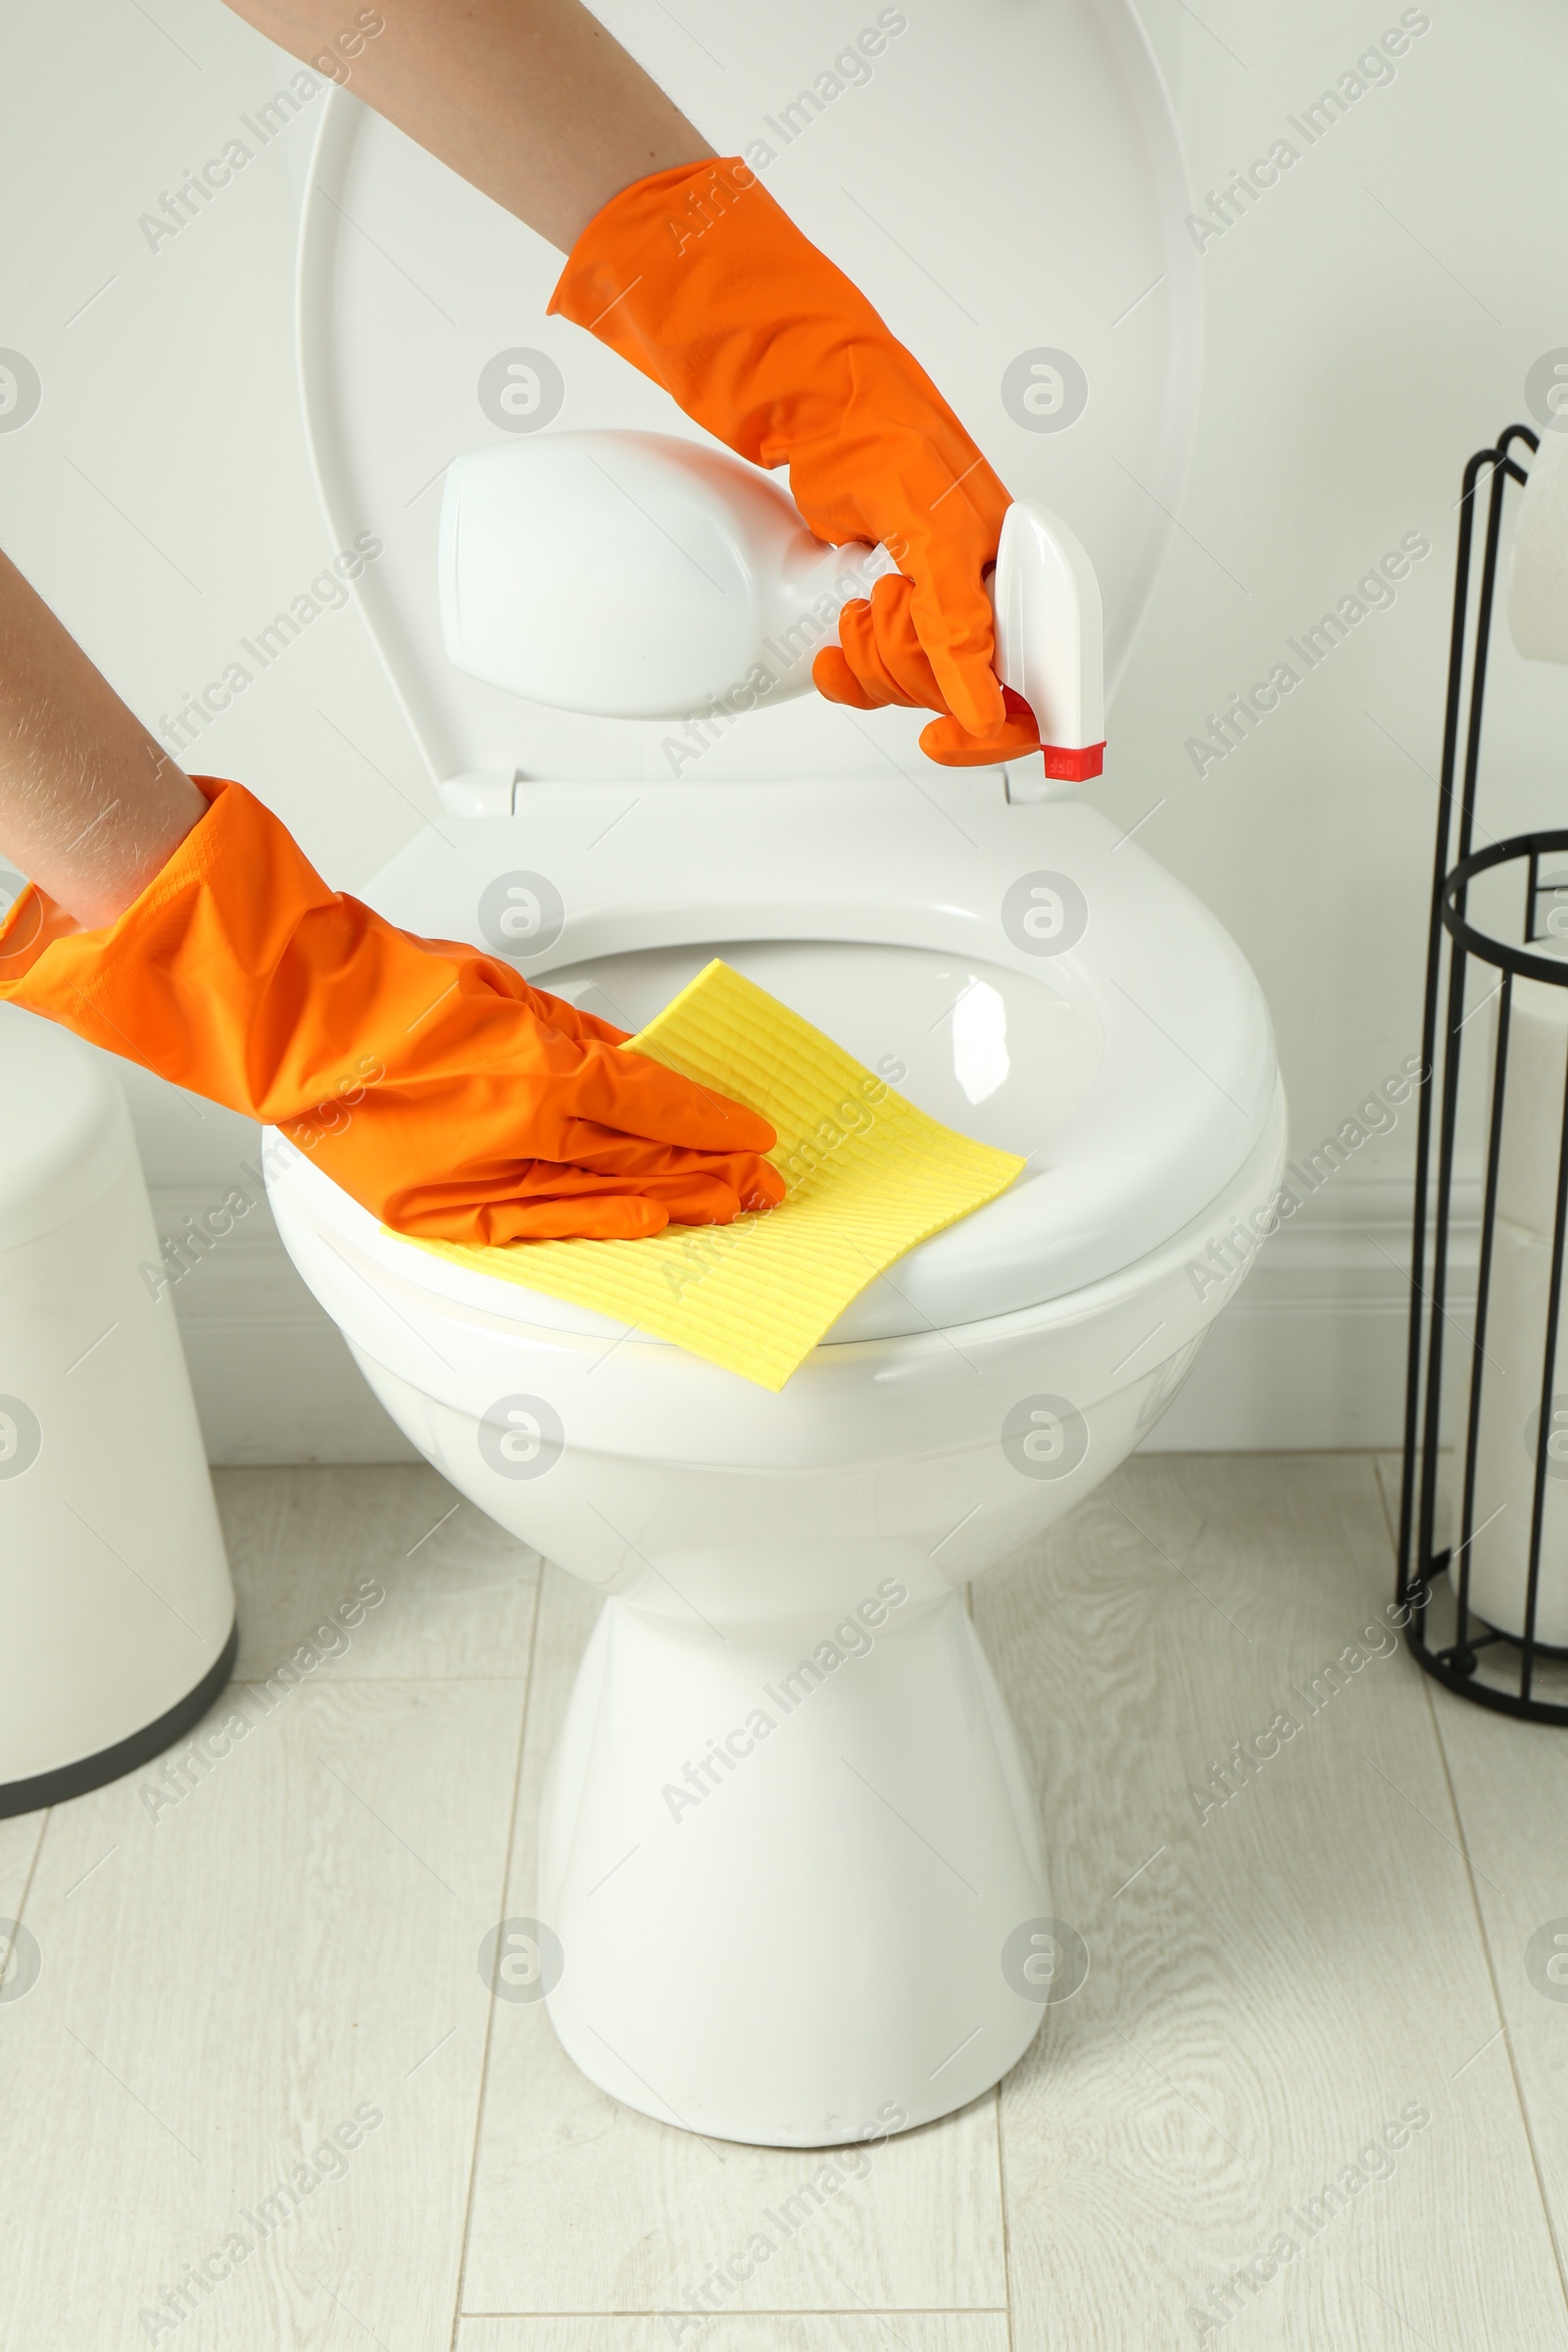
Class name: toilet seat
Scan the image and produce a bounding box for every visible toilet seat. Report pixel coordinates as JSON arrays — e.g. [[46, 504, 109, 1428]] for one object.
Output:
[[269, 777, 1278, 1348]]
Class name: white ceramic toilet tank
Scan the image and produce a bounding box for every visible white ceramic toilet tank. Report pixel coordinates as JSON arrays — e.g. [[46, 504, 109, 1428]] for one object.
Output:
[[269, 0, 1288, 2147]]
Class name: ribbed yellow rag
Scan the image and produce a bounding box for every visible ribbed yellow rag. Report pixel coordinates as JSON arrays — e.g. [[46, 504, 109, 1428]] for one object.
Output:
[[402, 958, 1025, 1391]]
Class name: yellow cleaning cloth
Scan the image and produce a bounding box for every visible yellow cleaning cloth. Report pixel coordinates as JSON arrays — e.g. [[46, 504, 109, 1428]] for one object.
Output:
[[404, 958, 1025, 1391]]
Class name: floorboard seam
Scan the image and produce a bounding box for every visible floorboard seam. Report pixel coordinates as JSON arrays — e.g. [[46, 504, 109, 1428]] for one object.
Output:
[[1425, 1676, 1568, 2322], [5, 1809, 49, 1934], [446, 1566, 548, 2350], [992, 2081, 1017, 2352]]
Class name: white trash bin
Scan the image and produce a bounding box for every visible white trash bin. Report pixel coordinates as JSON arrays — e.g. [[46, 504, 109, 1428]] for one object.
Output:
[[0, 1004, 236, 1816]]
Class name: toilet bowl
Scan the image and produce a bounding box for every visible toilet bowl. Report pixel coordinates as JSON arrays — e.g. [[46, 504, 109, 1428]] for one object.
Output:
[[266, 784, 1285, 2144], [280, 0, 1280, 2144]]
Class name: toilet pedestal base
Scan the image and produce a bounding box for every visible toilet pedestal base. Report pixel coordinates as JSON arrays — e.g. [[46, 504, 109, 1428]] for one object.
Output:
[[537, 1587, 1052, 2147]]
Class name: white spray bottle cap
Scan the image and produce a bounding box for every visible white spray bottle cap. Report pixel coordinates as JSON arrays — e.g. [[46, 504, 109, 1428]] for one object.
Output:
[[986, 501, 1104, 781]]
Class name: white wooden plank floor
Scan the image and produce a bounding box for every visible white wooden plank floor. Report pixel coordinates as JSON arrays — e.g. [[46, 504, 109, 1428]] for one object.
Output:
[[1, 1456, 1564, 2349]]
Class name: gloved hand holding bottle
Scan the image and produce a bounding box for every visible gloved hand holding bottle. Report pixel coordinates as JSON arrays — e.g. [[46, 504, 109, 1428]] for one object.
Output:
[[226, 0, 1041, 766], [548, 156, 1045, 767]]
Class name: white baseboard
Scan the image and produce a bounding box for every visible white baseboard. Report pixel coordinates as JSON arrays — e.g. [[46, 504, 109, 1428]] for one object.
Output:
[[151, 1168, 1458, 1465], [1145, 1171, 1474, 1451]]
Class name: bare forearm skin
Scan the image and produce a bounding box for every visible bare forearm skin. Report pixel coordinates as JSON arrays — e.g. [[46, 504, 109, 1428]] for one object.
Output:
[[224, 0, 714, 251], [0, 1, 710, 930], [0, 547, 207, 929]]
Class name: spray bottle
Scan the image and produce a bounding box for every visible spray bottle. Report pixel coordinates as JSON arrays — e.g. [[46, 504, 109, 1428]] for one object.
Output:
[[438, 428, 1103, 790]]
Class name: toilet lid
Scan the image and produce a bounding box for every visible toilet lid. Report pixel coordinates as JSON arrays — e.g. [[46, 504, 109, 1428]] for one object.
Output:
[[296, 0, 1200, 789], [266, 789, 1282, 1346]]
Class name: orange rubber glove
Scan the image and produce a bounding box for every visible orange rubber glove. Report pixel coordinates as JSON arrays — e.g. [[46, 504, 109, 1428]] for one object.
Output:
[[0, 778, 783, 1245], [548, 156, 1045, 768]]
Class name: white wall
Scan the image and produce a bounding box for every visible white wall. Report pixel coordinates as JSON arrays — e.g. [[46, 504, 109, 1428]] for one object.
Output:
[[2, 0, 1564, 1459], [1126, 0, 1568, 1441]]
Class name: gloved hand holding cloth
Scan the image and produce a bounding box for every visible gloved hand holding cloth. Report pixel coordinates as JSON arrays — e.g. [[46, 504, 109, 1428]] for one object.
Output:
[[0, 778, 783, 1244], [549, 155, 1043, 767], [0, 134, 1024, 1236]]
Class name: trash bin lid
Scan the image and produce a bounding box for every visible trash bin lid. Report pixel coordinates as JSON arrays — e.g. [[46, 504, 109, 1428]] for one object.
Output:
[[0, 1006, 134, 1251]]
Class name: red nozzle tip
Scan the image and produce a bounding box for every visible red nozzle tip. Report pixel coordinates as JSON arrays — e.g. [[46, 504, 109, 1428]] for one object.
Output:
[[1041, 741, 1105, 782]]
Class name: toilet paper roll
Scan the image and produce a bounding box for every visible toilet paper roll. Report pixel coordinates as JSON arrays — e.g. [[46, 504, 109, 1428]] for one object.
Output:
[[1510, 421, 1568, 662], [1465, 1217, 1568, 1646], [1490, 941, 1568, 1239]]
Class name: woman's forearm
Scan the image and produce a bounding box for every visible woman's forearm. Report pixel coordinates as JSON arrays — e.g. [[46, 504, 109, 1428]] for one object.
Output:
[[0, 547, 206, 929], [0, 1, 712, 932], [223, 0, 715, 252]]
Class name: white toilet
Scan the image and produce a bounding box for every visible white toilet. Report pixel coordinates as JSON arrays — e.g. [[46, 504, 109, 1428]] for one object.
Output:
[[269, 1, 1286, 2147]]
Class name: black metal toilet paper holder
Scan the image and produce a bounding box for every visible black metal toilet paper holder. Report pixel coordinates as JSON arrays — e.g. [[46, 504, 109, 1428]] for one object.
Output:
[[1395, 417, 1568, 1724]]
